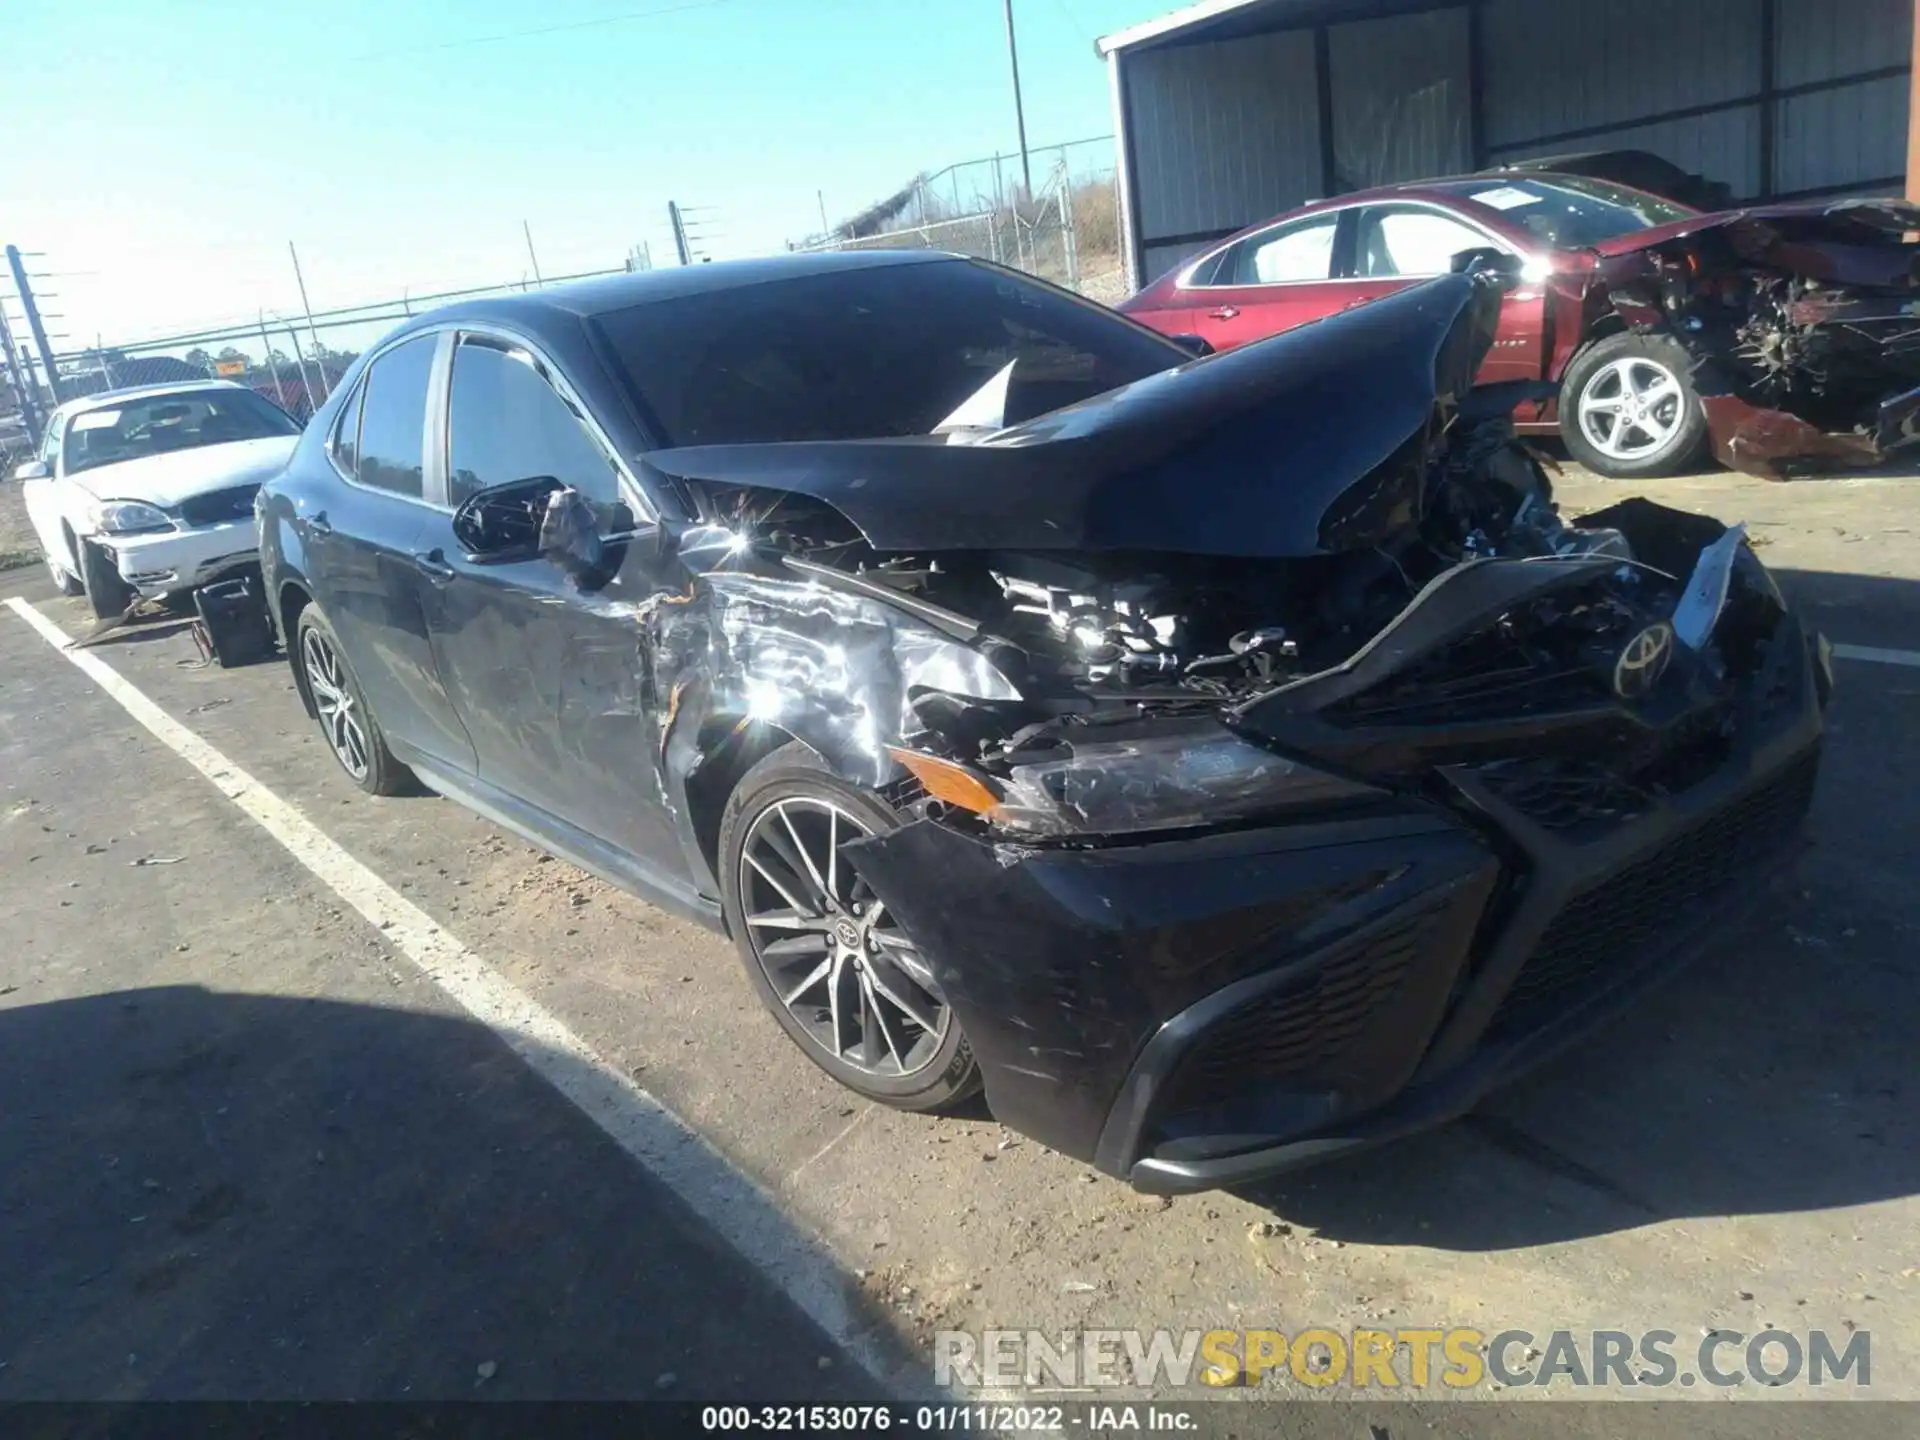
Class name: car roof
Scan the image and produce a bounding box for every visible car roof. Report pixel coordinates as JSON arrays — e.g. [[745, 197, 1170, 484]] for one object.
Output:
[[413, 249, 960, 328], [58, 379, 248, 418], [1296, 173, 1575, 209]]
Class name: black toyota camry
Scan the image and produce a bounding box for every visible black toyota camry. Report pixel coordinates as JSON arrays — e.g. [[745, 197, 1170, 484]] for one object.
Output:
[[258, 251, 1831, 1193]]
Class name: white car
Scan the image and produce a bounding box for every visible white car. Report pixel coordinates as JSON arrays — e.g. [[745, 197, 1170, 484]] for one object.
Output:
[[12, 380, 302, 619]]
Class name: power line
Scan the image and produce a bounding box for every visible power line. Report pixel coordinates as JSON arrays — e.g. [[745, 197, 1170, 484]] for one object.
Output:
[[351, 0, 736, 60]]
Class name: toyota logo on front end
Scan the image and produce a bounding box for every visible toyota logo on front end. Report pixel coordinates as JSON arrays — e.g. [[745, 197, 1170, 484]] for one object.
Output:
[[1613, 622, 1676, 699]]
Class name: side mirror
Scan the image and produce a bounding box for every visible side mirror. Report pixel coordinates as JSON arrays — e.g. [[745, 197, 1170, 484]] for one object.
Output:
[[451, 475, 565, 563], [1450, 248, 1523, 289], [11, 459, 50, 482], [1168, 333, 1215, 358]]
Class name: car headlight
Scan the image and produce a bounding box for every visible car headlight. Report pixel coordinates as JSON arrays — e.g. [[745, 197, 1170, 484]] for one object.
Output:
[[92, 500, 174, 535], [892, 722, 1377, 838]]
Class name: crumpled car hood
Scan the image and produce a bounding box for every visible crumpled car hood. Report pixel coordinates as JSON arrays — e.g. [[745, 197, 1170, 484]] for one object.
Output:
[[1590, 197, 1920, 272], [645, 273, 1502, 559]]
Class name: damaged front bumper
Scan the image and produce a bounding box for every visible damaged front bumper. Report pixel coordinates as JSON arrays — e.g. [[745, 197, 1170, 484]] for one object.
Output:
[[846, 611, 1827, 1193], [98, 518, 259, 598], [1700, 381, 1920, 480], [1591, 198, 1920, 478]]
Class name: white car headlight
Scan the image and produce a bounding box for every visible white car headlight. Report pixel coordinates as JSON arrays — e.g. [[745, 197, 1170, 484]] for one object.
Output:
[[92, 500, 174, 535]]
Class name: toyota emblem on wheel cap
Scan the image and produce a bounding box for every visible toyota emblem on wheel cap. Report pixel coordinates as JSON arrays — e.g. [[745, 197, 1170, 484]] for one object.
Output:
[[1613, 622, 1675, 699]]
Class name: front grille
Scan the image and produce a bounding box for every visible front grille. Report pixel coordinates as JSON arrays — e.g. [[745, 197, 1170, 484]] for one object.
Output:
[[1327, 622, 1609, 728], [177, 483, 261, 528], [1471, 705, 1734, 837], [1489, 747, 1819, 1036], [1474, 762, 1653, 834], [1159, 899, 1448, 1113]]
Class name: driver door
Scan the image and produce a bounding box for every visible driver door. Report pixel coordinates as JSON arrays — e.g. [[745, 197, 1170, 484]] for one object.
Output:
[[417, 330, 684, 880]]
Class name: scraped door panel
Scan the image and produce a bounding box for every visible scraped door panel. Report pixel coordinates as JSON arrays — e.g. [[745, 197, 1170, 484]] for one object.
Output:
[[423, 332, 683, 879]]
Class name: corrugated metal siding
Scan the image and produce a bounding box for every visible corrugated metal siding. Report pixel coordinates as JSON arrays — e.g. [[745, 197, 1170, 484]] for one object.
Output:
[[1488, 105, 1764, 200], [1116, 0, 1912, 288], [1479, 0, 1762, 147], [1776, 75, 1910, 193], [1124, 27, 1321, 247], [1776, 0, 1911, 88], [1143, 239, 1216, 282], [1328, 7, 1470, 189]]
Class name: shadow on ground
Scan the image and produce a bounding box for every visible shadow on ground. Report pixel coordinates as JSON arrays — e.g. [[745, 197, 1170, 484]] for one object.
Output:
[[0, 985, 903, 1401], [1238, 568, 1920, 1249]]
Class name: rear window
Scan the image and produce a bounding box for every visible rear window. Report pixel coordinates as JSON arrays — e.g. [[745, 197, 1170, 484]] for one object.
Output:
[[591, 260, 1184, 447], [1433, 176, 1695, 248]]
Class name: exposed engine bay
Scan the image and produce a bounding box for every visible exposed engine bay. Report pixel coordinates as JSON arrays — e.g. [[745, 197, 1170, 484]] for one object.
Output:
[[637, 270, 1816, 853], [694, 423, 1666, 709], [1591, 199, 1920, 476]]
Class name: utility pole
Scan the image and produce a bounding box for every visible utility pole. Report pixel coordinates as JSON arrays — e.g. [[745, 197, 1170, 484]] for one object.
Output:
[[668, 201, 692, 266], [817, 189, 831, 238], [1003, 0, 1033, 200], [0, 304, 42, 447], [283, 323, 318, 416], [257, 312, 290, 409], [7, 245, 63, 406], [287, 242, 325, 381], [523, 221, 544, 286]]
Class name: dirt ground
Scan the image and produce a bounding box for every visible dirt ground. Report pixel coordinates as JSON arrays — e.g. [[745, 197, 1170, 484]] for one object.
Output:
[[0, 475, 37, 574], [2, 459, 1917, 1418]]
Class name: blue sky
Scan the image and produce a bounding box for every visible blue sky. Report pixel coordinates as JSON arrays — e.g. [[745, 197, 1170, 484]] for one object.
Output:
[[5, 0, 1173, 355]]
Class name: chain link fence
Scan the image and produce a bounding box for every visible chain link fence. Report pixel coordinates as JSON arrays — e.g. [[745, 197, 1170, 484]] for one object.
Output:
[[797, 138, 1127, 304]]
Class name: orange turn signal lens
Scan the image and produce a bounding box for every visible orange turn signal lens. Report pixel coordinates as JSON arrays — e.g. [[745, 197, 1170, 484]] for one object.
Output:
[[886, 747, 1001, 816]]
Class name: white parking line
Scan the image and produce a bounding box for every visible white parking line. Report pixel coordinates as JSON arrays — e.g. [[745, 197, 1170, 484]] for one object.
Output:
[[3, 594, 923, 1396], [1832, 643, 1920, 669]]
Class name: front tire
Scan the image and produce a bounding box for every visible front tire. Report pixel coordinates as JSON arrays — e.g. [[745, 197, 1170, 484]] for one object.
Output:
[[719, 742, 980, 1111], [294, 604, 412, 796], [47, 547, 84, 597], [78, 539, 136, 619], [1560, 331, 1710, 479]]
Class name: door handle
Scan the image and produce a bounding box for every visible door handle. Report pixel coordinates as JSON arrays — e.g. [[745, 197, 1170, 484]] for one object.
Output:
[[306, 509, 332, 536], [1205, 305, 1240, 320], [412, 548, 457, 584]]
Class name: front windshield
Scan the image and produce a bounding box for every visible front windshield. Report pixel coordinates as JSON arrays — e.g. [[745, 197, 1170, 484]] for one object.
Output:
[[62, 389, 300, 475], [592, 259, 1186, 447], [1435, 175, 1696, 249]]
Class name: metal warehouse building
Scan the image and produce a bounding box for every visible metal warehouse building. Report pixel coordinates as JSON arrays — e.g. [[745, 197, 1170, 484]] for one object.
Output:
[[1099, 0, 1917, 287]]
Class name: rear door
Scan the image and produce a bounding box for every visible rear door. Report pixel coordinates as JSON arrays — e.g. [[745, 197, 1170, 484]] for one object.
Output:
[[302, 332, 477, 773], [418, 329, 683, 878], [21, 407, 71, 565], [1181, 211, 1347, 352], [1346, 202, 1546, 384]]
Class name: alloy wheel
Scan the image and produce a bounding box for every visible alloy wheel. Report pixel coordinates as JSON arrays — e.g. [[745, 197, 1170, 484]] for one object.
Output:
[[301, 626, 371, 781], [737, 797, 949, 1078], [1578, 356, 1687, 462]]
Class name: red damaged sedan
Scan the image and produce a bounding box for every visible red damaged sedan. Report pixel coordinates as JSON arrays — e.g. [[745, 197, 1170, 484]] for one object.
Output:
[[1120, 173, 1920, 481]]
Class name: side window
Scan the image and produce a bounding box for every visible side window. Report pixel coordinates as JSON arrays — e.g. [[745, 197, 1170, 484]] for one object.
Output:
[[1355, 206, 1496, 278], [1181, 250, 1229, 288], [1219, 216, 1339, 287], [352, 334, 437, 498], [328, 380, 365, 478], [446, 336, 629, 529], [41, 415, 63, 468], [1236, 218, 1344, 286]]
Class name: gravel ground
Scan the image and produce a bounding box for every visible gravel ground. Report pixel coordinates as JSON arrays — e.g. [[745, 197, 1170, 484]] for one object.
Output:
[[0, 476, 36, 574]]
